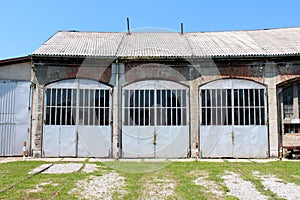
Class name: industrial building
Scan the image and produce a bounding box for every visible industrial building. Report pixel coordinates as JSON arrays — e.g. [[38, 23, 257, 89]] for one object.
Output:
[[1, 27, 300, 158]]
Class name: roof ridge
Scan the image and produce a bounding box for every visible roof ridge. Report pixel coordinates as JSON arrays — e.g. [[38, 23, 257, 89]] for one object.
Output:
[[55, 26, 300, 34]]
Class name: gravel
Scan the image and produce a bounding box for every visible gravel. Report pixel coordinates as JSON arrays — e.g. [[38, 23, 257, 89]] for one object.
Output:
[[141, 177, 176, 200], [253, 171, 300, 200], [221, 171, 268, 200], [26, 181, 52, 193], [70, 172, 127, 200], [82, 164, 98, 173], [193, 170, 223, 198]]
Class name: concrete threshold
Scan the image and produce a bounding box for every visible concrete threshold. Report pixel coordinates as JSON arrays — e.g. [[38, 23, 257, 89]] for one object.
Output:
[[1, 157, 299, 163]]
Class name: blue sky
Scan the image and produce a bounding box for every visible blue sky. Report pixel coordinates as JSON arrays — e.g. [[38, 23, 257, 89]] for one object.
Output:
[[1, 0, 300, 60]]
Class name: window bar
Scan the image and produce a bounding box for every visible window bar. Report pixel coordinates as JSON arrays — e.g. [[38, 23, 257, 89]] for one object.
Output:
[[75, 88, 79, 126], [160, 90, 163, 125], [243, 89, 245, 126], [148, 90, 151, 126], [165, 90, 167, 126], [241, 89, 244, 125], [137, 90, 140, 126], [253, 89, 256, 125], [178, 90, 184, 126], [215, 89, 218, 125], [205, 90, 208, 126], [247, 89, 249, 126], [176, 90, 178, 126], [175, 90, 177, 126], [133, 90, 136, 125], [98, 89, 101, 126], [59, 89, 62, 125], [231, 89, 234, 126], [92, 89, 95, 126], [65, 89, 68, 125], [263, 89, 267, 125], [143, 90, 146, 126], [208, 90, 211, 126], [109, 89, 112, 126], [54, 89, 57, 125], [87, 89, 90, 125], [257, 89, 261, 125], [170, 90, 172, 126], [49, 89, 52, 125], [154, 89, 157, 127], [128, 90, 130, 126], [238, 89, 240, 125], [224, 89, 227, 125], [161, 90, 163, 126], [104, 89, 107, 125], [156, 90, 159, 126], [71, 89, 74, 125], [219, 89, 222, 126], [82, 89, 85, 125]]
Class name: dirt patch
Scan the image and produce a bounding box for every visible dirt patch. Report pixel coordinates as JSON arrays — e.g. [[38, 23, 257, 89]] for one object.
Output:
[[192, 170, 223, 198], [70, 172, 127, 200], [222, 171, 268, 200], [253, 171, 300, 200], [141, 176, 176, 200], [82, 164, 98, 173], [26, 181, 58, 194]]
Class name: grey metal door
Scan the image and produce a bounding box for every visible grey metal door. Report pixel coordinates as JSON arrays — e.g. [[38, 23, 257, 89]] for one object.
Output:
[[200, 79, 268, 158], [43, 79, 112, 157], [122, 80, 189, 158], [0, 81, 31, 156]]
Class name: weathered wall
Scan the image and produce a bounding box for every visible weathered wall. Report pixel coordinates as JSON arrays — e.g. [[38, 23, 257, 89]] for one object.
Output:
[[31, 56, 300, 158], [0, 62, 31, 81]]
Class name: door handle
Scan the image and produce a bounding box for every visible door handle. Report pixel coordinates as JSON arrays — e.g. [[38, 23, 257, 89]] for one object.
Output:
[[153, 131, 157, 145], [231, 131, 234, 145]]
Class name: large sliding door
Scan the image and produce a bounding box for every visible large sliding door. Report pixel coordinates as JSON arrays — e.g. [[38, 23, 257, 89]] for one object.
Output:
[[200, 79, 268, 158], [43, 79, 112, 157], [122, 80, 189, 158], [0, 81, 31, 156]]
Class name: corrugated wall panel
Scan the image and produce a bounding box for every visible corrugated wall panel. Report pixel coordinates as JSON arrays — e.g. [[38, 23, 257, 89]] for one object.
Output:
[[0, 81, 16, 156], [0, 81, 30, 156]]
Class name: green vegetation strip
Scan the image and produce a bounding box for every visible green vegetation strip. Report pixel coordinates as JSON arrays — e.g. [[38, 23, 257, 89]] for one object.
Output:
[[0, 160, 299, 199], [0, 162, 53, 194]]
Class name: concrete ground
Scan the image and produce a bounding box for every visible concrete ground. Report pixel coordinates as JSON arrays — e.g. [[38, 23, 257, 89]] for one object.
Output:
[[0, 157, 297, 164]]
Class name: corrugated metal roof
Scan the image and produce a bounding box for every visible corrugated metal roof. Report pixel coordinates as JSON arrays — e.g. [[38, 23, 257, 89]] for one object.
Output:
[[117, 32, 192, 57], [34, 31, 124, 57], [32, 27, 300, 58]]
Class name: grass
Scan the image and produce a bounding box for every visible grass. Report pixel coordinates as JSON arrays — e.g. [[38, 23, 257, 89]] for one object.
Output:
[[0, 160, 299, 199]]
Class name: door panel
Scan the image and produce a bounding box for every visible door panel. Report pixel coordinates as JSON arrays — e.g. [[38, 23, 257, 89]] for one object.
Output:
[[233, 126, 268, 158], [77, 126, 111, 157], [43, 126, 60, 157], [200, 126, 233, 157], [156, 126, 189, 158], [122, 126, 155, 158], [59, 127, 77, 157]]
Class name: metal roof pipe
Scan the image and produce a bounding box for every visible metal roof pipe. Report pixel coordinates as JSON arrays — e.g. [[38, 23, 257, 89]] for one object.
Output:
[[181, 23, 184, 35], [127, 17, 131, 35]]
